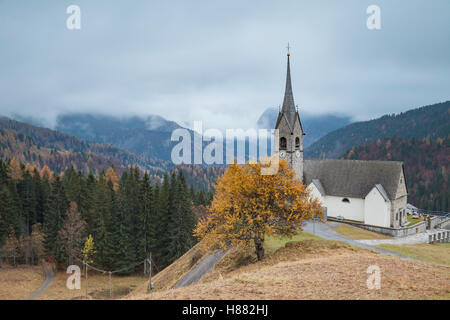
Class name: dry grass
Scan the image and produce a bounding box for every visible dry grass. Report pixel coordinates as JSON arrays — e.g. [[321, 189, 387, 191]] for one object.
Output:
[[126, 242, 209, 298], [334, 225, 391, 240], [0, 265, 44, 300], [37, 270, 147, 300], [135, 243, 450, 300], [264, 230, 323, 254], [377, 243, 450, 266]]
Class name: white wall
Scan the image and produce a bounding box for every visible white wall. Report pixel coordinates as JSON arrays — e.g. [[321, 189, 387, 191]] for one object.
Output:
[[324, 196, 365, 222], [364, 187, 391, 228], [307, 183, 324, 204]]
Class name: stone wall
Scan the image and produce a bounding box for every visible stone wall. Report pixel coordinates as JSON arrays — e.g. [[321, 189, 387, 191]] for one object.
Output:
[[332, 219, 426, 237]]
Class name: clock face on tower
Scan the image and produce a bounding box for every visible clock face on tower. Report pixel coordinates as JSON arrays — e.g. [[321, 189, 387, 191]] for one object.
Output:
[[295, 150, 301, 158], [280, 151, 286, 158]]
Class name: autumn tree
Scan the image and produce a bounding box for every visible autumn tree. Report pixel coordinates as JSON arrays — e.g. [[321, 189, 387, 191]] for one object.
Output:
[[57, 202, 87, 265], [195, 159, 323, 260], [106, 166, 119, 192], [81, 234, 96, 264], [7, 158, 23, 182]]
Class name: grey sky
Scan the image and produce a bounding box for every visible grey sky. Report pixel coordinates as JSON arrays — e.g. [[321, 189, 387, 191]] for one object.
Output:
[[0, 0, 449, 131]]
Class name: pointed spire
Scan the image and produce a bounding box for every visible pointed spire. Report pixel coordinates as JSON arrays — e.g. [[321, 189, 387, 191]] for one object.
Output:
[[281, 50, 296, 129]]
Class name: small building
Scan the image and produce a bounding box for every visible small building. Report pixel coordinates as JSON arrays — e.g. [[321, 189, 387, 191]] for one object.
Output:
[[305, 159, 408, 228], [406, 203, 419, 216]]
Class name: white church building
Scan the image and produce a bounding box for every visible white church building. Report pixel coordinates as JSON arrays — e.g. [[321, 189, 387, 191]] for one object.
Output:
[[274, 51, 408, 229]]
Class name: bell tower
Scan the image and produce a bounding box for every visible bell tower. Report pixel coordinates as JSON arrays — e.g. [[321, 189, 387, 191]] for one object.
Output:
[[274, 48, 304, 180]]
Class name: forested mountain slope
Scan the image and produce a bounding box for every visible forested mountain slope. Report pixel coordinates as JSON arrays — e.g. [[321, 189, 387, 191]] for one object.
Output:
[[343, 136, 449, 211], [306, 101, 450, 159]]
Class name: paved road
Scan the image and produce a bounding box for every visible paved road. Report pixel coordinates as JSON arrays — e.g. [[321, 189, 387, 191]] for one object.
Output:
[[303, 220, 409, 259], [26, 261, 54, 300], [174, 249, 229, 289]]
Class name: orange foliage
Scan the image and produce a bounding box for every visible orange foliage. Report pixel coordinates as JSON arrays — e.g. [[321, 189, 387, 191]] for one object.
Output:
[[195, 159, 323, 260], [40, 165, 53, 181], [106, 166, 119, 191], [7, 158, 23, 182]]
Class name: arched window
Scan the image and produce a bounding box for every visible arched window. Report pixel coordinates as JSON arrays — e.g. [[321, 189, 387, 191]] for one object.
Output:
[[295, 137, 300, 149], [280, 137, 287, 150], [342, 198, 350, 203]]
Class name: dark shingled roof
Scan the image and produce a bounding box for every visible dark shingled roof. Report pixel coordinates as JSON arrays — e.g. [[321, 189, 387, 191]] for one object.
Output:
[[304, 159, 403, 200]]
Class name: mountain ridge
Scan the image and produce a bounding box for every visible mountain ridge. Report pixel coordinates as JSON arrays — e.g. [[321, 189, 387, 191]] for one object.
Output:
[[305, 101, 450, 159]]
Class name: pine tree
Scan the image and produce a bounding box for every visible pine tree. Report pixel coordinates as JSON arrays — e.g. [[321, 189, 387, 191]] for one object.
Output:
[[0, 187, 18, 245], [43, 177, 68, 265], [154, 172, 171, 267], [165, 170, 197, 265], [139, 172, 154, 260]]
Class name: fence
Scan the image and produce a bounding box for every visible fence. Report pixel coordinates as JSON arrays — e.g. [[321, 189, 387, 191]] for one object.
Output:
[[71, 256, 159, 300], [428, 230, 450, 244]]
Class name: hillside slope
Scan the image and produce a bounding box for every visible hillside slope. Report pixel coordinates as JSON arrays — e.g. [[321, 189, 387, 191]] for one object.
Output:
[[56, 113, 184, 161], [305, 101, 450, 159], [0, 117, 171, 174], [130, 239, 450, 300]]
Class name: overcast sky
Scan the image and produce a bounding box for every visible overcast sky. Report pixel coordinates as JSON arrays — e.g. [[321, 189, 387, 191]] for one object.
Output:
[[0, 0, 449, 131]]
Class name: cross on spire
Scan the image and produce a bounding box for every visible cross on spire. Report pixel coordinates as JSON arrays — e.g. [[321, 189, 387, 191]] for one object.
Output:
[[286, 42, 291, 56]]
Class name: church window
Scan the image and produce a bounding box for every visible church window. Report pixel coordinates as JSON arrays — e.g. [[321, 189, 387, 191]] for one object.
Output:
[[280, 137, 287, 150], [295, 137, 300, 149], [342, 198, 350, 203]]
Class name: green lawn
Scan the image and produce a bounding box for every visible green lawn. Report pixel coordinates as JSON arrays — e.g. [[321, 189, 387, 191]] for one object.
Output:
[[407, 216, 423, 226], [377, 243, 450, 266], [264, 230, 322, 254], [334, 225, 391, 240]]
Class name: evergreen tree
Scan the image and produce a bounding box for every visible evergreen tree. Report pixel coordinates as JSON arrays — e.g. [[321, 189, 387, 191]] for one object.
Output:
[[165, 170, 196, 264], [154, 173, 171, 267], [43, 177, 68, 265]]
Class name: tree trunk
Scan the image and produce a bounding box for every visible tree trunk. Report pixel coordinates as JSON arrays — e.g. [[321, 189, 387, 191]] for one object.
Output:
[[254, 237, 265, 261]]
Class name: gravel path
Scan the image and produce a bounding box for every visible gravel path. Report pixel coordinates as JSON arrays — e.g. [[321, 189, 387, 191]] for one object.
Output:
[[26, 261, 54, 300]]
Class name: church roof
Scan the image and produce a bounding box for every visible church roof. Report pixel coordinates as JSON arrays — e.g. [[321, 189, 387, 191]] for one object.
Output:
[[281, 54, 296, 127], [304, 159, 404, 200], [373, 184, 389, 201], [311, 179, 326, 196]]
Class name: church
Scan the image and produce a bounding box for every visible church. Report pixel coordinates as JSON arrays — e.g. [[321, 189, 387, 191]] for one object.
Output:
[[274, 51, 408, 229]]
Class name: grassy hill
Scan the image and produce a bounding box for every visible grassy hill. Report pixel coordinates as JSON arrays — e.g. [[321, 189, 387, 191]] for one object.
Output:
[[343, 136, 449, 211], [128, 240, 449, 300], [305, 101, 450, 159], [127, 230, 450, 300]]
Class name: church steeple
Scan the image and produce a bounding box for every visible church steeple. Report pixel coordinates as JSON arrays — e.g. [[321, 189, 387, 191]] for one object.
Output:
[[274, 46, 304, 181], [281, 50, 296, 131]]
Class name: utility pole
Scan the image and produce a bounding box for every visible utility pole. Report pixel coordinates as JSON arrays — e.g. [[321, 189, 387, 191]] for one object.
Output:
[[85, 262, 88, 300], [148, 253, 153, 295], [109, 272, 112, 299], [313, 214, 315, 234]]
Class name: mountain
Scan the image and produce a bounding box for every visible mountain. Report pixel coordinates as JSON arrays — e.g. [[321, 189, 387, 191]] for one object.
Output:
[[0, 117, 171, 175], [305, 101, 450, 159], [0, 117, 223, 191], [257, 108, 352, 148], [343, 136, 449, 212], [56, 113, 185, 161]]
